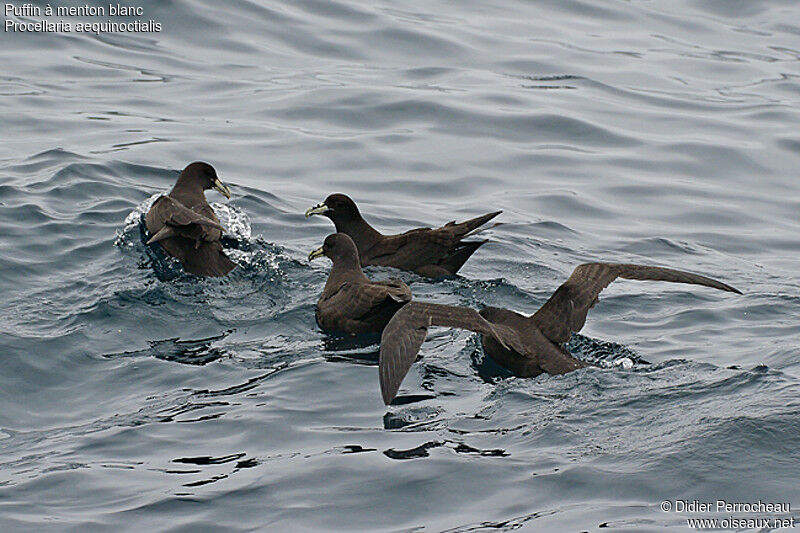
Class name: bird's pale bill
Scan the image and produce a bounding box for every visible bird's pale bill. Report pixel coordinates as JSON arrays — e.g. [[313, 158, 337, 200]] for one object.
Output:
[[213, 178, 232, 199], [308, 246, 325, 261], [305, 203, 330, 217]]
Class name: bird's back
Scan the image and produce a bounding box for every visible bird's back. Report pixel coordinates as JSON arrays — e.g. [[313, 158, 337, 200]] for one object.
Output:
[[317, 277, 410, 335], [478, 306, 587, 377], [144, 194, 233, 277], [361, 211, 500, 276]]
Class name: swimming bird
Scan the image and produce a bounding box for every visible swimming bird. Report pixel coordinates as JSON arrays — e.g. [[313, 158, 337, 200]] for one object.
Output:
[[305, 194, 501, 277], [378, 263, 742, 404], [144, 162, 236, 277], [308, 233, 539, 383], [308, 233, 412, 334]]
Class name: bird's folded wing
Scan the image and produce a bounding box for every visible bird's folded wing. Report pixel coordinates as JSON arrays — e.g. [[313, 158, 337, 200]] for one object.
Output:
[[373, 230, 460, 268], [367, 228, 428, 254], [379, 302, 523, 404], [325, 280, 411, 320], [418, 227, 457, 248], [153, 196, 225, 230], [532, 262, 741, 345], [372, 279, 413, 303]]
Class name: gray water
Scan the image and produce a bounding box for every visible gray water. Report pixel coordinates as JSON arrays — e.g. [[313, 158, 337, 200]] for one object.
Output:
[[1, 1, 799, 531]]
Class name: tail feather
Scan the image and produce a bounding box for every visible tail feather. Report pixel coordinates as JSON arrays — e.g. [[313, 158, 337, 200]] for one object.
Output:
[[451, 210, 502, 237], [463, 221, 503, 239], [439, 239, 487, 275]]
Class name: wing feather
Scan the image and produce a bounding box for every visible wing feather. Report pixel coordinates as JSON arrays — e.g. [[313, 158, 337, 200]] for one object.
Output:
[[379, 302, 523, 404], [362, 212, 501, 274], [154, 196, 224, 230], [317, 278, 412, 334], [146, 195, 225, 245], [532, 263, 741, 345]]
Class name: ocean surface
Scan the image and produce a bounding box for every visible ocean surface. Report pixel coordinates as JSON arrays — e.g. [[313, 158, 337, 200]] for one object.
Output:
[[2, 1, 800, 531]]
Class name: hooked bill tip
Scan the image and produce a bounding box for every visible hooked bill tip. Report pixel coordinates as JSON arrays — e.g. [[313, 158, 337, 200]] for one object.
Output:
[[308, 247, 325, 261]]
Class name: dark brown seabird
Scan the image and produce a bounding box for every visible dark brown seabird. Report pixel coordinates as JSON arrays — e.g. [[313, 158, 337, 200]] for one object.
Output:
[[379, 263, 742, 404], [309, 233, 510, 345], [309, 233, 412, 335], [305, 193, 501, 277], [144, 162, 236, 277]]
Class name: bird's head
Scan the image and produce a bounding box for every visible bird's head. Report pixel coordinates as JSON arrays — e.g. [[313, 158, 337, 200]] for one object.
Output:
[[180, 161, 231, 199], [305, 193, 360, 223], [308, 233, 360, 266]]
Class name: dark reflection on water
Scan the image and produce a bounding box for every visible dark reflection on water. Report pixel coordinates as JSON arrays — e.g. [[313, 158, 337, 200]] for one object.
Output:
[[1, 0, 800, 530], [383, 440, 509, 460], [104, 331, 233, 366]]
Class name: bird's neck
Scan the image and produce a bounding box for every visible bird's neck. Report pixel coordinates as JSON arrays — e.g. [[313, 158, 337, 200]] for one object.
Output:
[[170, 182, 206, 207], [326, 256, 368, 288], [332, 217, 383, 253]]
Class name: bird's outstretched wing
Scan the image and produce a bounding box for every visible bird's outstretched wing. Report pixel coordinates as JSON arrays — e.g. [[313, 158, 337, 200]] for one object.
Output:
[[532, 263, 741, 345], [379, 302, 523, 404]]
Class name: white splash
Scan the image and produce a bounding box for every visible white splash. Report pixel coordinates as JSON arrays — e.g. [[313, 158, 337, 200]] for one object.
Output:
[[615, 357, 634, 370], [211, 202, 251, 241], [115, 193, 161, 247]]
